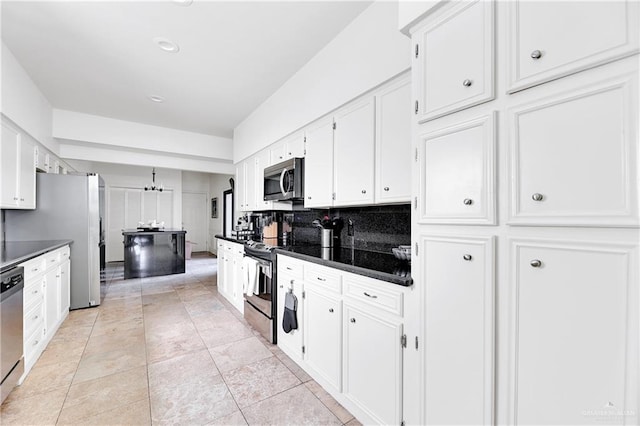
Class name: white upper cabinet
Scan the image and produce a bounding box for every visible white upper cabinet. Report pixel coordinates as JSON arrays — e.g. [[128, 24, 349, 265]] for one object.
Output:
[[304, 117, 334, 208], [375, 75, 412, 204], [333, 97, 375, 206], [507, 1, 640, 93], [510, 239, 638, 424], [419, 113, 496, 225], [235, 161, 247, 212], [1, 120, 35, 209], [413, 0, 494, 122], [270, 131, 305, 165], [245, 157, 257, 212], [255, 149, 271, 211], [508, 71, 638, 227]]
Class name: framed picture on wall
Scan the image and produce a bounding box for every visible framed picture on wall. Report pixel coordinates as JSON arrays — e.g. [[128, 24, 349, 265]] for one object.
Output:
[[211, 197, 218, 219]]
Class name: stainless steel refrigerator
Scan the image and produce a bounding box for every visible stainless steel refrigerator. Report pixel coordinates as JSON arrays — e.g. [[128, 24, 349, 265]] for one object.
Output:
[[5, 173, 104, 309]]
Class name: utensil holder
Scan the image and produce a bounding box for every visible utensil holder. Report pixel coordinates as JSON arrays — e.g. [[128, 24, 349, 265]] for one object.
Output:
[[321, 229, 333, 248]]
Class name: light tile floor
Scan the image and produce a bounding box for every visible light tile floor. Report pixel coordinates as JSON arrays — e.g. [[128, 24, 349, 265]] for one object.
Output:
[[1, 253, 360, 426]]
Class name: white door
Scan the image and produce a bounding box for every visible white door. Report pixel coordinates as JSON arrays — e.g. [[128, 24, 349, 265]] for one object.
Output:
[[235, 162, 246, 212], [304, 118, 334, 208], [1, 122, 19, 207], [255, 149, 271, 211], [182, 192, 208, 252], [511, 239, 638, 425], [375, 76, 412, 204], [422, 235, 494, 425], [58, 260, 70, 318], [44, 268, 59, 336], [18, 138, 35, 208], [343, 303, 402, 426], [277, 272, 304, 362], [245, 157, 257, 212], [333, 97, 375, 206], [305, 288, 342, 391]]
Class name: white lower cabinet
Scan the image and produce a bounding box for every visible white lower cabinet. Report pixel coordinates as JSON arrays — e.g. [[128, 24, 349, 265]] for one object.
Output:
[[510, 239, 639, 425], [277, 254, 407, 425], [19, 245, 71, 381], [216, 239, 244, 314], [421, 235, 494, 425], [343, 302, 403, 426], [304, 287, 342, 391]]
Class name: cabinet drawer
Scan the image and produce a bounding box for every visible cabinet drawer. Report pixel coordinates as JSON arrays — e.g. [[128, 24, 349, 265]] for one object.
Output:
[[277, 255, 303, 280], [24, 278, 44, 309], [413, 0, 494, 122], [304, 264, 342, 294], [59, 246, 70, 261], [20, 256, 46, 279], [418, 113, 496, 225], [24, 321, 44, 366], [230, 243, 244, 256], [343, 274, 403, 317], [24, 299, 44, 340], [508, 72, 638, 226], [44, 251, 60, 269], [507, 1, 639, 93]]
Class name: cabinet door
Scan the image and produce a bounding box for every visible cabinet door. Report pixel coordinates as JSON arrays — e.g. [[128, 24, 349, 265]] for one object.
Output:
[[343, 303, 402, 426], [277, 273, 304, 362], [334, 97, 375, 206], [304, 288, 342, 391], [44, 268, 60, 337], [509, 73, 638, 226], [304, 118, 334, 208], [507, 1, 639, 93], [58, 260, 71, 318], [254, 149, 271, 211], [18, 138, 36, 208], [422, 235, 494, 425], [231, 253, 245, 313], [419, 113, 496, 224], [1, 121, 19, 207], [285, 132, 305, 159], [270, 142, 286, 165], [235, 162, 246, 212], [219, 251, 229, 297], [245, 158, 256, 212], [510, 239, 638, 425], [413, 0, 494, 122], [375, 76, 412, 204]]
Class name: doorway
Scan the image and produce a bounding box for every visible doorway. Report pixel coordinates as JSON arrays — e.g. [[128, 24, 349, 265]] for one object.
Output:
[[182, 192, 208, 252]]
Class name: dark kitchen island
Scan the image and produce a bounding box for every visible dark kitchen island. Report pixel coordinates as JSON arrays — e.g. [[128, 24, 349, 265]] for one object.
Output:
[[122, 229, 187, 279]]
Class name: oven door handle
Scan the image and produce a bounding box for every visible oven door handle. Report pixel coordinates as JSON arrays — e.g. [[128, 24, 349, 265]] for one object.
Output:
[[280, 168, 289, 197]]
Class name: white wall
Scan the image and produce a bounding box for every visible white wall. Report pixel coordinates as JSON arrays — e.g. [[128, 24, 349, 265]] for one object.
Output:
[[55, 109, 234, 174], [233, 1, 411, 163], [1, 42, 56, 153], [397, 0, 446, 34], [209, 174, 233, 254]]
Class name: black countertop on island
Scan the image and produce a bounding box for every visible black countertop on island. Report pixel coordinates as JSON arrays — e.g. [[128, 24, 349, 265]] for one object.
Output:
[[275, 245, 413, 287], [1, 240, 74, 272], [122, 228, 186, 235]]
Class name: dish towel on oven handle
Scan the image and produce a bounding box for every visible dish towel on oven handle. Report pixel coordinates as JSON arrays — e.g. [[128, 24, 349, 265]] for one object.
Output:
[[242, 256, 260, 295], [282, 291, 298, 333]]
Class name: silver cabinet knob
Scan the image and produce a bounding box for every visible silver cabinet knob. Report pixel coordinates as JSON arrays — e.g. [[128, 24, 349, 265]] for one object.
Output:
[[463, 79, 473, 87], [13, 197, 18, 201], [307, 196, 312, 200], [463, 254, 473, 261], [463, 198, 473, 206], [350, 318, 356, 323], [20, 198, 25, 202], [531, 50, 542, 59], [384, 187, 389, 192], [530, 259, 542, 268], [290, 279, 294, 284], [329, 308, 334, 313], [532, 193, 544, 201], [361, 190, 367, 194]]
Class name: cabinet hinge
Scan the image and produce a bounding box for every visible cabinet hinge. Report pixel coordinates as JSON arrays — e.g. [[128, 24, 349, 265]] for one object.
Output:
[[304, 136, 306, 143], [415, 147, 418, 162], [414, 100, 419, 115], [302, 291, 306, 299], [415, 242, 419, 256], [401, 334, 407, 348], [332, 122, 336, 130], [332, 193, 336, 201], [415, 43, 419, 58], [302, 345, 306, 354], [414, 197, 418, 209], [401, 421, 406, 426], [415, 336, 419, 350]]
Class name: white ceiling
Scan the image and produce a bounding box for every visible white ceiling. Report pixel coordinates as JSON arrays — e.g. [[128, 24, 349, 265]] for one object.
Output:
[[1, 1, 371, 139]]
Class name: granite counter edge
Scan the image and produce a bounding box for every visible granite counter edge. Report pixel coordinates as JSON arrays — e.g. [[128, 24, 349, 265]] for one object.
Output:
[[1, 240, 74, 272], [275, 249, 413, 287]]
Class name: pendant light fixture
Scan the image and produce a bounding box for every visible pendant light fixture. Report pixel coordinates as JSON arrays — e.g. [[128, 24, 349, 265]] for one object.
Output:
[[145, 168, 164, 192]]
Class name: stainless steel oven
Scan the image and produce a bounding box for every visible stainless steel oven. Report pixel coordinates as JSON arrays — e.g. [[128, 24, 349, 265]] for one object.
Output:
[[263, 158, 304, 201], [243, 243, 278, 343], [1, 266, 25, 403]]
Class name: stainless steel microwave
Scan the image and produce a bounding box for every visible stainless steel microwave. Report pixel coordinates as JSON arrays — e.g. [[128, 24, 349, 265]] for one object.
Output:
[[263, 158, 304, 201]]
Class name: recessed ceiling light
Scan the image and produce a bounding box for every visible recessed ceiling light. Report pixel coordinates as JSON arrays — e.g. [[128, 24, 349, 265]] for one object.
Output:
[[172, 0, 193, 6], [149, 95, 165, 103], [153, 37, 180, 53]]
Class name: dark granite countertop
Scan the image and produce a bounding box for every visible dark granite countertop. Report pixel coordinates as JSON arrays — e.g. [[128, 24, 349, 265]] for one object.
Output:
[[275, 245, 412, 287], [122, 229, 186, 235], [215, 234, 250, 244], [1, 240, 74, 272]]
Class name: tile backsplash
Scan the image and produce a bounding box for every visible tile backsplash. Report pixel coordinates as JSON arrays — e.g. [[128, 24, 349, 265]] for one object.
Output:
[[290, 204, 410, 253]]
